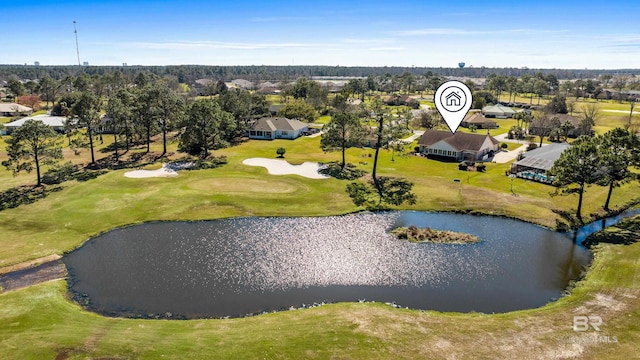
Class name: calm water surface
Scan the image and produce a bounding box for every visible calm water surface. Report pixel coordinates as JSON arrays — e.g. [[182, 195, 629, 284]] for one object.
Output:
[[64, 211, 592, 318]]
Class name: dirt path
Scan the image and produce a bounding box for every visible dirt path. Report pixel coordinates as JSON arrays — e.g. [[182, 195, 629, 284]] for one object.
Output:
[[0, 255, 67, 292]]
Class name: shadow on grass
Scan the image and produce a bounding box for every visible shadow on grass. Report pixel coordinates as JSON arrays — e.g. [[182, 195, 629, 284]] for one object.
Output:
[[0, 185, 63, 211], [88, 151, 188, 171], [98, 140, 146, 154], [319, 162, 366, 180], [583, 215, 640, 248], [553, 198, 640, 232], [42, 162, 108, 185]]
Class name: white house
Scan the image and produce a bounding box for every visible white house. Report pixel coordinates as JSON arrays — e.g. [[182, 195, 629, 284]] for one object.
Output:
[[418, 129, 500, 161], [0, 103, 33, 117], [3, 114, 69, 134], [482, 104, 516, 118], [249, 117, 309, 140]]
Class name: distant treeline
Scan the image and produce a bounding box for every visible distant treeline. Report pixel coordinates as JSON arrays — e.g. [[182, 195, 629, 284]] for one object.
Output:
[[1, 65, 639, 83]]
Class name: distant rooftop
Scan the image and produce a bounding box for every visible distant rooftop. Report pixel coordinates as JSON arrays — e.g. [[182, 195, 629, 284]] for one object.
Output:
[[5, 114, 68, 128]]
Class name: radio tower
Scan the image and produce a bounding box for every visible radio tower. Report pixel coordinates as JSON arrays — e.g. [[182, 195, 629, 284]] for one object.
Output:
[[73, 21, 81, 66]]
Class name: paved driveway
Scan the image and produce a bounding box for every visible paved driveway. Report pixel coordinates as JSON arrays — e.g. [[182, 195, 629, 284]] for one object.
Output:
[[491, 133, 545, 164]]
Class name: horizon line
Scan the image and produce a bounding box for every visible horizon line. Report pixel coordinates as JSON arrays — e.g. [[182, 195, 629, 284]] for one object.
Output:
[[1, 63, 639, 72]]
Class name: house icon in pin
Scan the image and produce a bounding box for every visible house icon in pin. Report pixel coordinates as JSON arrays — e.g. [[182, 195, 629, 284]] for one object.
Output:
[[445, 91, 462, 107]]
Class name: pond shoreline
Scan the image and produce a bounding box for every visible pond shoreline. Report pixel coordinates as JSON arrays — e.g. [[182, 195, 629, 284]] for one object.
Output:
[[63, 211, 593, 319], [60, 205, 640, 257]]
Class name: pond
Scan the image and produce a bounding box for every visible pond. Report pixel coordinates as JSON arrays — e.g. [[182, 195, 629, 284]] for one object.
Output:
[[64, 211, 592, 319]]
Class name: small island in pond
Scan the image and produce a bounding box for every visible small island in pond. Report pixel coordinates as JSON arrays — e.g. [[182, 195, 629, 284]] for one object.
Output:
[[391, 226, 480, 244]]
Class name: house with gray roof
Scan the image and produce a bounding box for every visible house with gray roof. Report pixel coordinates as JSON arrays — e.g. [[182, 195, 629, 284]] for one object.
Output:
[[3, 114, 69, 134], [231, 79, 254, 90], [0, 103, 33, 117], [249, 117, 309, 140], [417, 129, 499, 161], [482, 104, 515, 118]]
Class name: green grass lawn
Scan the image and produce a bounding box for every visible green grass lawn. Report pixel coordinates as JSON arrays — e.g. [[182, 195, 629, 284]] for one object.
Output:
[[315, 115, 331, 124], [0, 123, 639, 359], [500, 142, 522, 151], [456, 118, 518, 137]]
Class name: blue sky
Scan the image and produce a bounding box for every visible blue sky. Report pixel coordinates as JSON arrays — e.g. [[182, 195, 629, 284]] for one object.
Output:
[[3, 0, 639, 68]]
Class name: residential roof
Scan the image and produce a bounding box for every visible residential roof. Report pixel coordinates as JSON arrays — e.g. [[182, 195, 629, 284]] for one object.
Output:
[[514, 143, 571, 171], [0, 103, 33, 113], [551, 113, 581, 125], [418, 129, 499, 152], [418, 129, 456, 146], [5, 114, 68, 128], [252, 117, 308, 132], [231, 79, 254, 89], [482, 104, 515, 115], [463, 113, 496, 124], [257, 81, 281, 88], [384, 94, 419, 105]]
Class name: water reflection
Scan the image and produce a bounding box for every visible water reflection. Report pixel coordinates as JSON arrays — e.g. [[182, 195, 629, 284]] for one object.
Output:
[[64, 211, 592, 318]]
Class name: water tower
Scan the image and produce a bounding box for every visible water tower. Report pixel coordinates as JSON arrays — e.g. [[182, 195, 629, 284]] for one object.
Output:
[[458, 62, 465, 69]]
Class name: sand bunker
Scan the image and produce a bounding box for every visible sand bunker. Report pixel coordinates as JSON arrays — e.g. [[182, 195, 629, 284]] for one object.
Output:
[[242, 158, 329, 179], [124, 163, 193, 178]]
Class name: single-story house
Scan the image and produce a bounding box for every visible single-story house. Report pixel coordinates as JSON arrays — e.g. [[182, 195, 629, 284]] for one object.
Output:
[[417, 129, 500, 161], [482, 104, 515, 118], [598, 89, 640, 101], [3, 114, 68, 134], [257, 86, 281, 95], [461, 113, 497, 129], [249, 117, 309, 140], [510, 143, 570, 183], [383, 95, 420, 108], [231, 79, 254, 90], [0, 103, 33, 117]]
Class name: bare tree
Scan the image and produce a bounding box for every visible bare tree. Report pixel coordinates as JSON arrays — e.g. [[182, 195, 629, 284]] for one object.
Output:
[[580, 103, 599, 136], [627, 101, 636, 130], [529, 112, 560, 147]]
